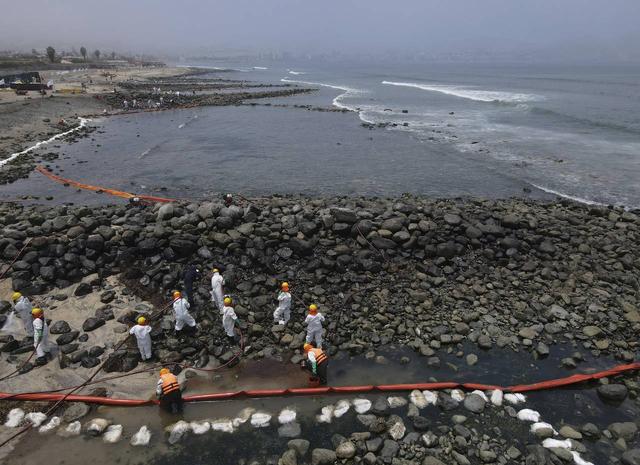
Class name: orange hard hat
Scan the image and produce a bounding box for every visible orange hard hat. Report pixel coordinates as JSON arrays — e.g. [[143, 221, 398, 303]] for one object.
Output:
[[172, 291, 181, 299], [308, 304, 318, 315], [160, 368, 170, 376], [303, 343, 312, 352], [281, 282, 289, 291]]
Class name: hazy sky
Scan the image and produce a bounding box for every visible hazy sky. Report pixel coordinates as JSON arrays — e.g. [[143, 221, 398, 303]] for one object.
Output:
[[2, 0, 639, 60]]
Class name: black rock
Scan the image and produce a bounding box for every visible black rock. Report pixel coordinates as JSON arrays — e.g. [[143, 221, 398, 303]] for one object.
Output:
[[81, 356, 101, 368], [82, 317, 106, 332], [88, 345, 105, 357], [56, 331, 79, 345], [60, 343, 80, 355], [49, 320, 71, 334], [74, 282, 93, 296], [411, 416, 431, 431], [100, 291, 116, 304]]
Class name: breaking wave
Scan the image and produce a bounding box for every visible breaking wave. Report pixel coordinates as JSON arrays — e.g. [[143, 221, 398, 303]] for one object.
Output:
[[288, 70, 306, 75], [280, 78, 364, 111], [382, 81, 539, 103], [530, 183, 606, 206]]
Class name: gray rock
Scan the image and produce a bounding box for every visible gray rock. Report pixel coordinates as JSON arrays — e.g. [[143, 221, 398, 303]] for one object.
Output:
[[288, 439, 310, 458], [598, 384, 628, 402], [311, 448, 336, 465], [335, 441, 356, 459], [157, 204, 175, 221], [622, 449, 640, 465], [463, 394, 486, 413], [379, 439, 399, 462], [278, 422, 301, 438], [581, 423, 600, 439], [422, 457, 446, 465], [62, 402, 90, 422], [280, 449, 297, 465], [559, 425, 582, 439], [610, 422, 638, 441]]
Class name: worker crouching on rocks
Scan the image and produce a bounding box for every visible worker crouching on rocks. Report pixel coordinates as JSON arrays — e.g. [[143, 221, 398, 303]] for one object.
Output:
[[302, 343, 329, 386], [129, 316, 152, 361], [32, 307, 51, 365], [156, 367, 183, 413]]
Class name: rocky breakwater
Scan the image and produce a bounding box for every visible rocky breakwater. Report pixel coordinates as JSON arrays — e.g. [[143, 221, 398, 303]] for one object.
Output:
[[0, 197, 639, 373]]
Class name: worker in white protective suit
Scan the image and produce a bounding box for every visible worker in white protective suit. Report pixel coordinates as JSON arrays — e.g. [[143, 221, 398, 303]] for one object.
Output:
[[222, 296, 238, 341], [304, 304, 325, 349], [273, 282, 292, 325], [129, 316, 153, 361], [12, 291, 34, 337], [31, 307, 50, 364], [172, 291, 196, 333], [210, 268, 225, 313]]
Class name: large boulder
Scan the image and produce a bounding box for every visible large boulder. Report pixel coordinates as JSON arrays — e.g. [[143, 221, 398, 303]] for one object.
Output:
[[597, 384, 628, 402]]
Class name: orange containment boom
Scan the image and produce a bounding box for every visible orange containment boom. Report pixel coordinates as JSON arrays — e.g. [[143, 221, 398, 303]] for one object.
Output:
[[35, 166, 176, 203], [1, 362, 639, 407]]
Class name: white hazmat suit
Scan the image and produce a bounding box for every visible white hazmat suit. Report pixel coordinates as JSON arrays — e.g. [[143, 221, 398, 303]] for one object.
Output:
[[32, 316, 50, 358], [222, 305, 238, 337], [273, 291, 292, 325], [304, 313, 325, 349], [210, 272, 225, 313], [14, 296, 34, 337], [129, 324, 153, 360], [173, 298, 196, 331]]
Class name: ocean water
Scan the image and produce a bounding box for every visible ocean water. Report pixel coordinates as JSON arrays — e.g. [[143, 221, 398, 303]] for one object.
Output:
[[268, 62, 640, 207], [3, 61, 639, 206]]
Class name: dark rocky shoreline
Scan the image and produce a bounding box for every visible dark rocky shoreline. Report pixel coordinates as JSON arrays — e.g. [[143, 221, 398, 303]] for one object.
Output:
[[1, 196, 639, 373], [2, 195, 640, 465]]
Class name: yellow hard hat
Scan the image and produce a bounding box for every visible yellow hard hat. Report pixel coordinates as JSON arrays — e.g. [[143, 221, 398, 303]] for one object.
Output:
[[212, 268, 219, 273], [31, 307, 43, 317], [11, 291, 22, 302], [172, 291, 181, 299], [281, 282, 289, 291], [137, 316, 146, 325], [159, 368, 170, 376], [224, 297, 232, 306], [303, 343, 312, 352]]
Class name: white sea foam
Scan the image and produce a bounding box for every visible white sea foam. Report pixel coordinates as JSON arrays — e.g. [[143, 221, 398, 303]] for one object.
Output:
[[288, 70, 306, 75], [253, 66, 268, 70], [0, 117, 90, 168], [530, 184, 606, 206], [281, 77, 364, 111], [382, 81, 539, 103]]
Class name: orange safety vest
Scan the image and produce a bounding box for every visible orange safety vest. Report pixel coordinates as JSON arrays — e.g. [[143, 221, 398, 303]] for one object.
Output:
[[160, 373, 180, 395], [310, 348, 328, 365]]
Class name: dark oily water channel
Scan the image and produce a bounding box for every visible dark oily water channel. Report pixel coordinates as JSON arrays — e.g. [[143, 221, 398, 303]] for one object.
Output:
[[0, 104, 545, 205], [8, 344, 640, 465]]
